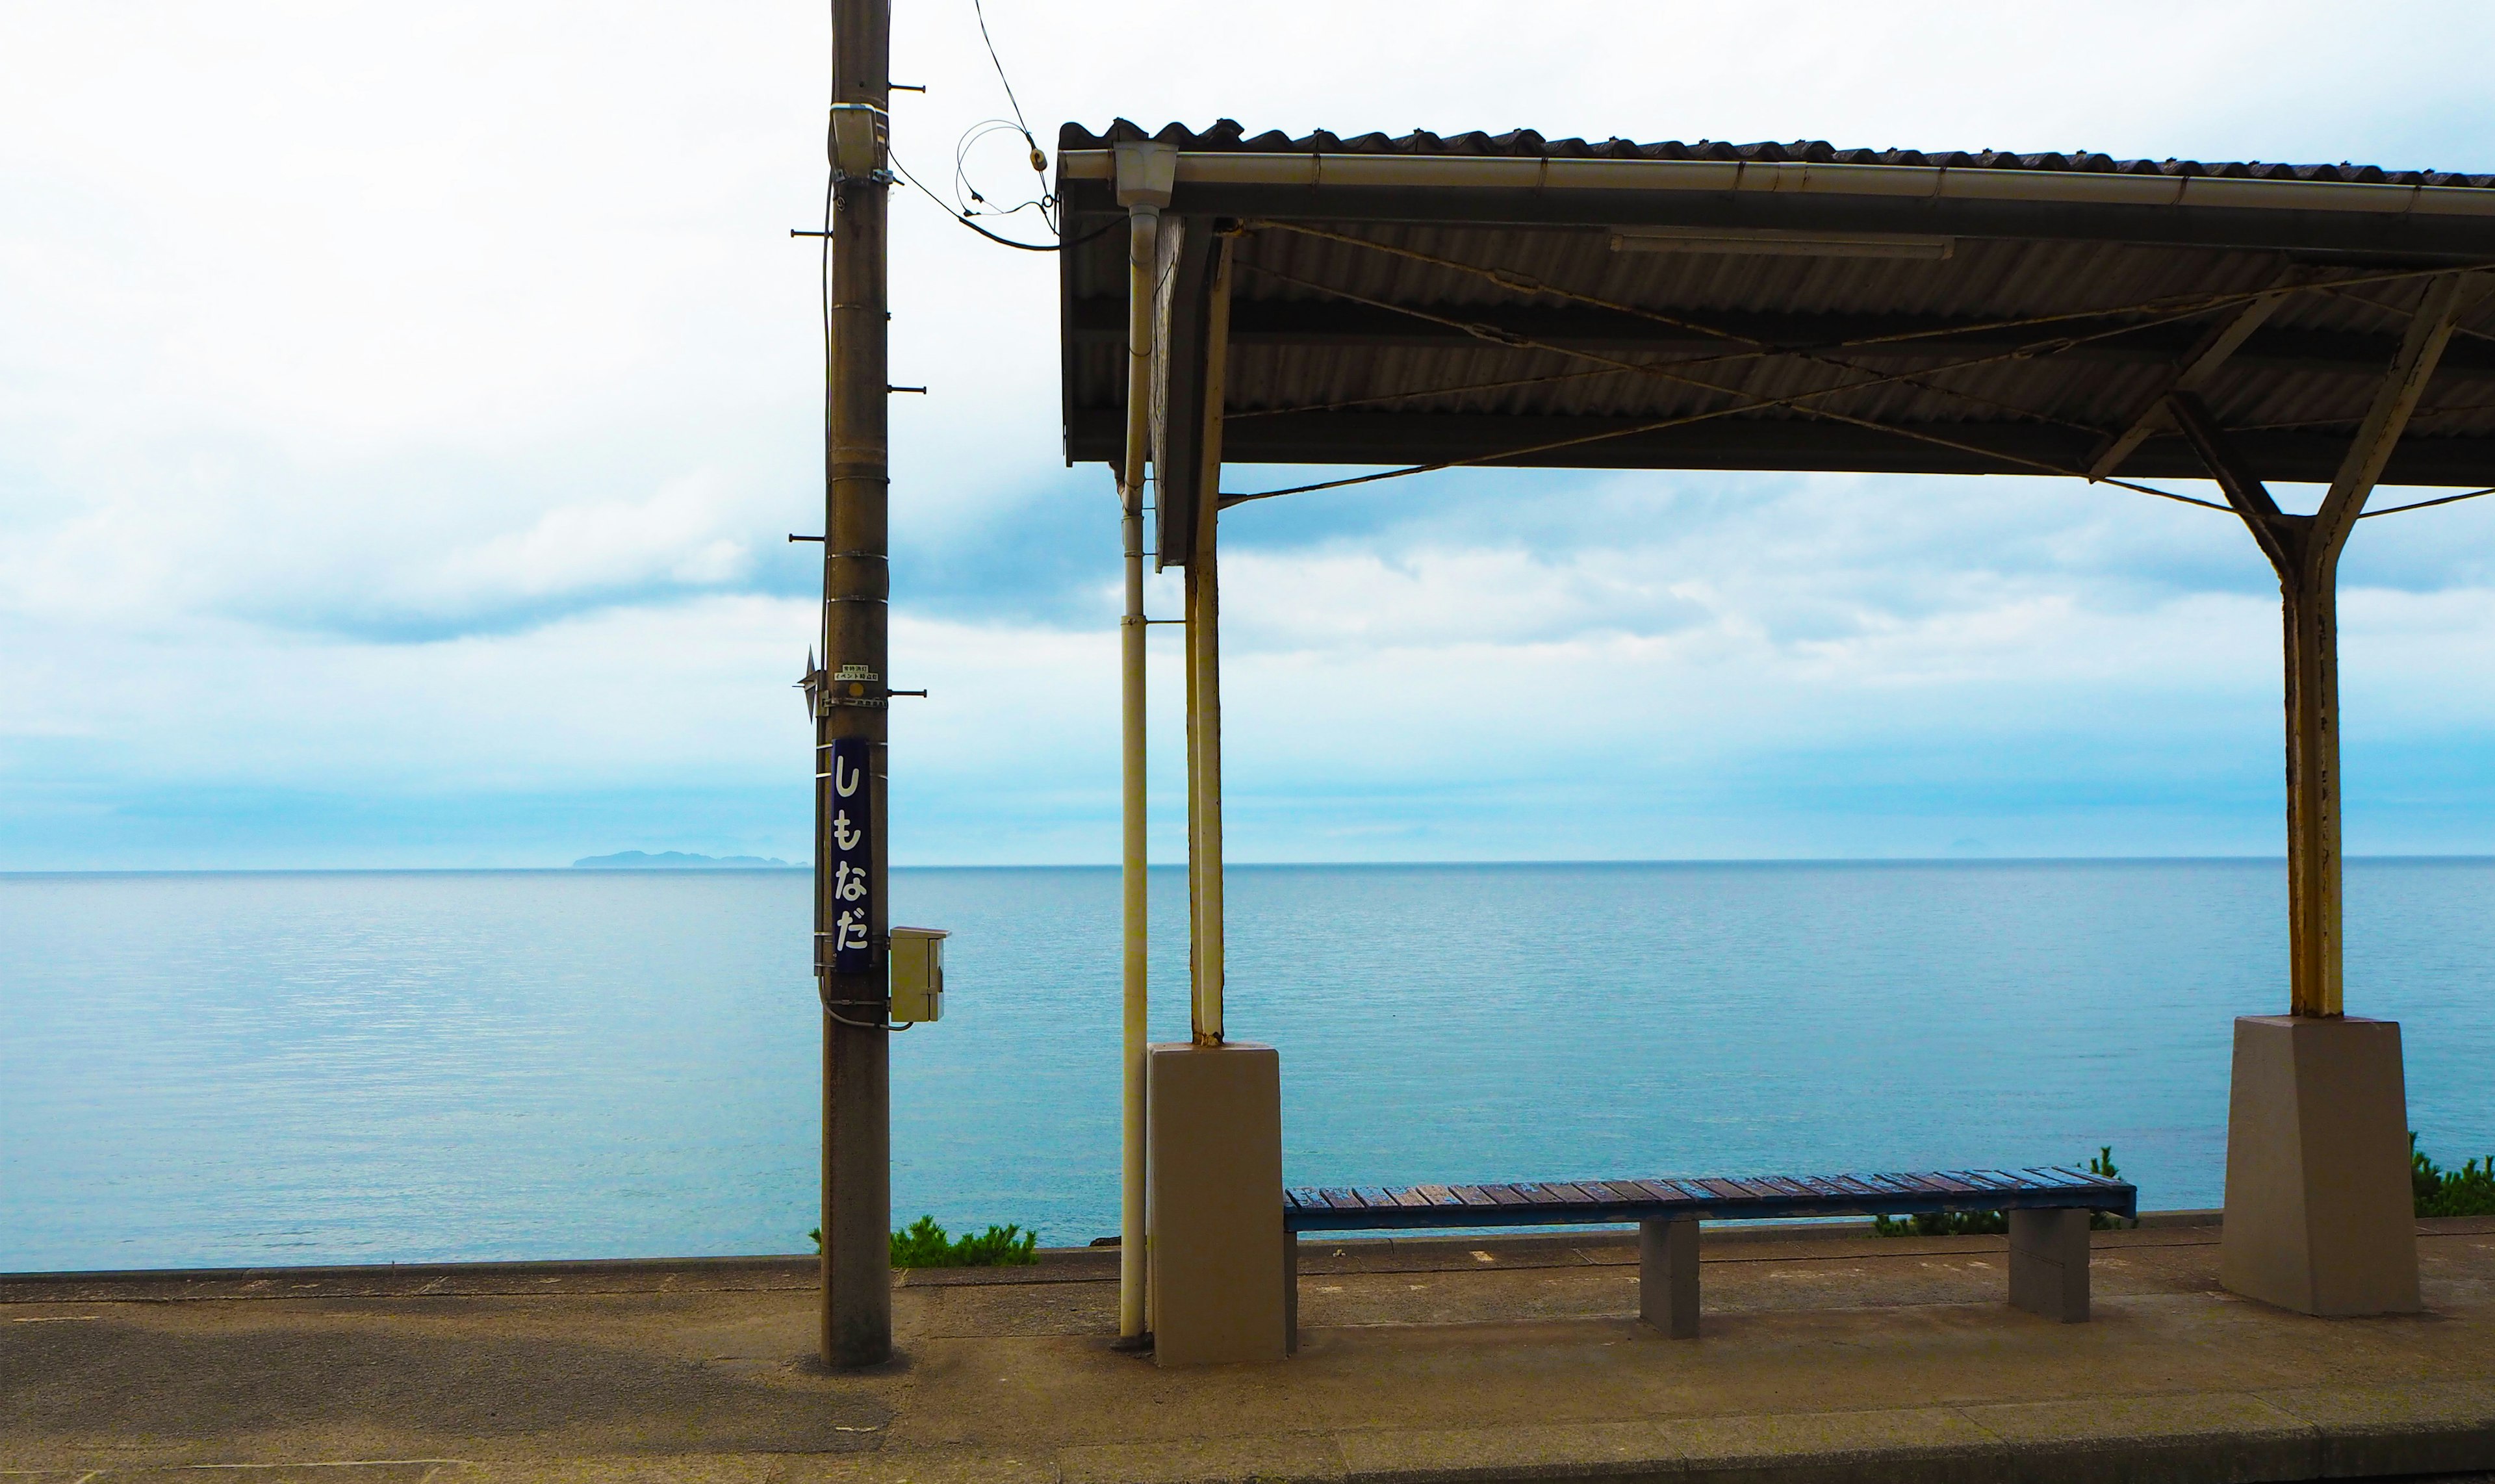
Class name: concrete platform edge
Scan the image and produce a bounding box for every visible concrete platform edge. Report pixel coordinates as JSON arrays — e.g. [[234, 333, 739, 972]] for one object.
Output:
[[0, 1210, 2236, 1289], [923, 1386, 2493, 1484], [169, 1387, 2487, 1484]]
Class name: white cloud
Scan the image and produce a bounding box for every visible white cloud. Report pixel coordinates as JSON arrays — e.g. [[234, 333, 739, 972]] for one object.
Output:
[[5, 0, 2495, 864], [420, 472, 751, 610]]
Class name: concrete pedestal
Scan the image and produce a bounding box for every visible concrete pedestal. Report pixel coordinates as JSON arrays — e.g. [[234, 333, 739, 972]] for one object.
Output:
[[1147, 1042, 1286, 1366], [2220, 1015, 2420, 1316], [1638, 1217, 1700, 1338], [2008, 1208, 2090, 1322]]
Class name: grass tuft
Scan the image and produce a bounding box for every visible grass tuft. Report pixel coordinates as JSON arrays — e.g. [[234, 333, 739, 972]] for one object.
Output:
[[2414, 1134, 2495, 1218], [810, 1217, 1042, 1267], [890, 1215, 1039, 1267]]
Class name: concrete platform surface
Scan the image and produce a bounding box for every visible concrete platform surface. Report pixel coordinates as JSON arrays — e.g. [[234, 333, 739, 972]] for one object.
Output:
[[5, 1216, 2494, 1484]]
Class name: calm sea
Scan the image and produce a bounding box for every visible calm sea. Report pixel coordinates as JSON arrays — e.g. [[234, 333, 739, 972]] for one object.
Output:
[[3, 861, 2491, 1272]]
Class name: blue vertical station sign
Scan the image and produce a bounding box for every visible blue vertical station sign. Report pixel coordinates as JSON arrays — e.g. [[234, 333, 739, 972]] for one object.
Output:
[[829, 736, 873, 975]]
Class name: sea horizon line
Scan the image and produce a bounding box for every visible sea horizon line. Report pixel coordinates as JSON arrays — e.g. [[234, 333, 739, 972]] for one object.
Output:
[[8, 852, 2495, 878]]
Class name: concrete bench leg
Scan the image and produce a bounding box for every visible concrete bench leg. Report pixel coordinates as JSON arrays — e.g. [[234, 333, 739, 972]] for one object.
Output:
[[1639, 1216, 1700, 1338], [1283, 1229, 1299, 1355], [2008, 1208, 2090, 1322]]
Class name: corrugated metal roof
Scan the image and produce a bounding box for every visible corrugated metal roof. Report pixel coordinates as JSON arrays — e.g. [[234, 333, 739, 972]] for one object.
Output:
[[1055, 122, 2495, 560], [1060, 121, 2495, 190]]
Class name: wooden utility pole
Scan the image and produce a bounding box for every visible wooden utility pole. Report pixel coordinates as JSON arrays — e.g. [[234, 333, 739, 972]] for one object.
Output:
[[817, 0, 893, 1369]]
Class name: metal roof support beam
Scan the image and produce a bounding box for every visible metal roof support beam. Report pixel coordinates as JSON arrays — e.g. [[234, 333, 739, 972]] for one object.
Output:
[[2168, 269, 2481, 1018], [2087, 285, 2295, 480], [2318, 272, 2487, 537], [1151, 222, 1220, 568]]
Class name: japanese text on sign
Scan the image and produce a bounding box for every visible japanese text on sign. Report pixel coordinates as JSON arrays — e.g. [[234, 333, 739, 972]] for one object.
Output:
[[829, 737, 873, 975]]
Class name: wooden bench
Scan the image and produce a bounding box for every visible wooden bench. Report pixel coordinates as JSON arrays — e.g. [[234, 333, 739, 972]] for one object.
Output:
[[1282, 1168, 2137, 1342]]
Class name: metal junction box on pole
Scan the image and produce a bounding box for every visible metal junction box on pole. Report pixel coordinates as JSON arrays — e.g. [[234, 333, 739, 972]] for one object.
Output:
[[888, 927, 947, 1023]]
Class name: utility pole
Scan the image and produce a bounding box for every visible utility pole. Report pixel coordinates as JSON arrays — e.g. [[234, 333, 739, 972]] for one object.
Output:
[[816, 0, 893, 1370]]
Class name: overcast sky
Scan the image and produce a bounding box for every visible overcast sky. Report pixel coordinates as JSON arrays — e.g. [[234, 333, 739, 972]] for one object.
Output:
[[5, 1, 2494, 869]]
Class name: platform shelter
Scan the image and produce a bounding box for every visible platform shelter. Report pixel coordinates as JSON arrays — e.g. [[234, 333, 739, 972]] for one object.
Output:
[[1053, 122, 2495, 1362]]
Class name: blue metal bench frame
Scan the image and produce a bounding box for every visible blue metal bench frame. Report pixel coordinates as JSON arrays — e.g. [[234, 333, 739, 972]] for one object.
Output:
[[1281, 1167, 2138, 1343]]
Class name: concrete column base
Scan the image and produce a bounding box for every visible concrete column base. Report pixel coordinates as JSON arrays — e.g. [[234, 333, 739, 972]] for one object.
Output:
[[2220, 1015, 2420, 1316], [1147, 1042, 1286, 1365], [1639, 1217, 1700, 1338], [2009, 1208, 2090, 1322]]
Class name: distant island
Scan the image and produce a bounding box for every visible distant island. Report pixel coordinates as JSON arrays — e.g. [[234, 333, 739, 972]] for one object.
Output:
[[572, 851, 798, 869]]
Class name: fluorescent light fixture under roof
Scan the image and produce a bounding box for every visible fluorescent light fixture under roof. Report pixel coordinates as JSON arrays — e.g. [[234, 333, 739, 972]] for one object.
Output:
[[1610, 227, 1954, 259]]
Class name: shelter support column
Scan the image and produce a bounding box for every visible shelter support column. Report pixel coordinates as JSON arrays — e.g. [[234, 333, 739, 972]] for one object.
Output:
[[1188, 235, 1234, 1045], [1147, 225, 1281, 1364], [2168, 268, 2481, 1316], [1114, 143, 1173, 1345]]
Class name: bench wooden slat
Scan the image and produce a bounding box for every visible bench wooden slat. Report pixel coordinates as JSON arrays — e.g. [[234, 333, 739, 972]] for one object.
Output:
[[1280, 1164, 2137, 1232]]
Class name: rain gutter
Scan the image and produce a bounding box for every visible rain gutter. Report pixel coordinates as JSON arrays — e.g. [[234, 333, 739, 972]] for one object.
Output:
[[1056, 151, 2495, 219]]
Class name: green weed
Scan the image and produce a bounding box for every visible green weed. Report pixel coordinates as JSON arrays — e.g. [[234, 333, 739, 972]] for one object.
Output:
[[809, 1217, 1041, 1266], [1872, 1209, 2006, 1237], [2414, 1134, 2495, 1218]]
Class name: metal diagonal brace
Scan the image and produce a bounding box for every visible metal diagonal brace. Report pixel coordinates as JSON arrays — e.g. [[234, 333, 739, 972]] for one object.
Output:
[[2087, 276, 2299, 480]]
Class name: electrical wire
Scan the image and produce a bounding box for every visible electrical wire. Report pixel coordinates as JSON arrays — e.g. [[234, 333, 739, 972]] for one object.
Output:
[[970, 0, 1032, 151], [954, 118, 1053, 220], [819, 119, 836, 419], [823, 996, 916, 1032], [889, 138, 1110, 252], [941, 1, 1058, 236], [2359, 485, 2495, 518]]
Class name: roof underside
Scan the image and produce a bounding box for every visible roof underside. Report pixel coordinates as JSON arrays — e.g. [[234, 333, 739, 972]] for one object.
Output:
[[1056, 123, 2495, 509]]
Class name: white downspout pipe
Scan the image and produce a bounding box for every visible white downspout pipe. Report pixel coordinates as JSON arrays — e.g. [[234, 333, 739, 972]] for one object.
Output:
[[1114, 140, 1174, 1344]]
